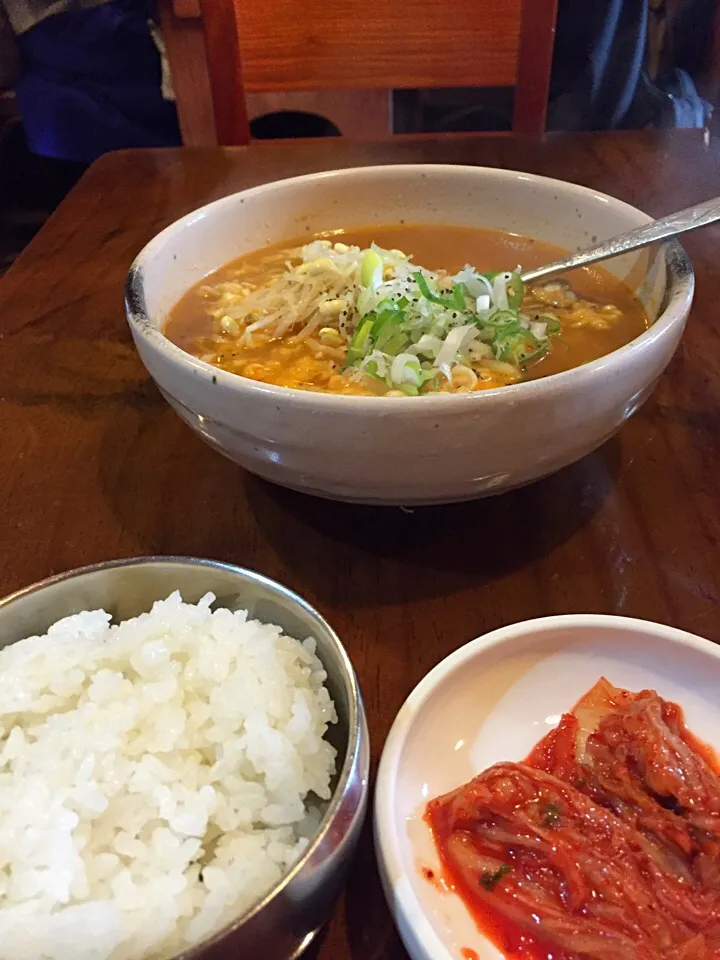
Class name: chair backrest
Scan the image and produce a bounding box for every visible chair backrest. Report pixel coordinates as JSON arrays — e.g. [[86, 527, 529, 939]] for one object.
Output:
[[159, 0, 558, 145]]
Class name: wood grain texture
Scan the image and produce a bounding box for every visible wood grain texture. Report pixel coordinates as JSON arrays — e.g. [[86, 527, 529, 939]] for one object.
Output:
[[513, 0, 558, 135], [161, 0, 554, 142], [1, 130, 720, 957], [171, 0, 201, 18], [157, 0, 217, 146], [246, 90, 392, 137], [234, 0, 523, 91], [199, 0, 251, 144]]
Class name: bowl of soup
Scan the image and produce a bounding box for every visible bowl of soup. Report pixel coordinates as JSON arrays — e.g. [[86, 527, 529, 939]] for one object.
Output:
[[125, 165, 693, 504]]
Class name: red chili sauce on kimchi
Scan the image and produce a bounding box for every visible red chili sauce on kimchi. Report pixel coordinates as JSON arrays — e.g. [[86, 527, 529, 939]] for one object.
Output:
[[426, 678, 720, 960]]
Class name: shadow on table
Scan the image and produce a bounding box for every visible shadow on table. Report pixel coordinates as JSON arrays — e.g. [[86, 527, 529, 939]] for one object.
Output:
[[94, 394, 619, 607], [343, 795, 409, 960], [244, 437, 621, 607], [299, 806, 406, 960]]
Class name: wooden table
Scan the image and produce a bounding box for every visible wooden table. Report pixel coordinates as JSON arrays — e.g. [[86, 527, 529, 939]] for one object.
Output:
[[1, 129, 720, 958]]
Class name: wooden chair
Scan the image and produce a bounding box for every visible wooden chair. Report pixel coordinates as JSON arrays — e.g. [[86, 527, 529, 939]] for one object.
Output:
[[158, 0, 558, 146]]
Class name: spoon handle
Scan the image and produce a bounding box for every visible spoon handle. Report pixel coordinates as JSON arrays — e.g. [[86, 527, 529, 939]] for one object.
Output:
[[521, 195, 720, 284]]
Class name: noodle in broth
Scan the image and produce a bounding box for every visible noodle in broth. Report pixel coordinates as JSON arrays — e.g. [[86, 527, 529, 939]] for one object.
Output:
[[165, 224, 649, 396]]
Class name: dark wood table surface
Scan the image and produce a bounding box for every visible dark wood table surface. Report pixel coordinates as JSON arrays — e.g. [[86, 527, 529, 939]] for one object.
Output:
[[2, 129, 720, 958]]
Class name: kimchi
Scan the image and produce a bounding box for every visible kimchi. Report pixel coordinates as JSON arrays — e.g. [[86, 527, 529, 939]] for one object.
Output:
[[426, 679, 720, 960]]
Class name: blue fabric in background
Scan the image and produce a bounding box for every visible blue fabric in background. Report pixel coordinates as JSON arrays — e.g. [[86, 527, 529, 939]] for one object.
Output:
[[14, 0, 181, 164], [548, 0, 652, 129], [548, 0, 710, 131]]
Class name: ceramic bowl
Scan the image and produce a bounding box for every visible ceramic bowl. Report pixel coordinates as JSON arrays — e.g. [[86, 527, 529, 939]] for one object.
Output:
[[125, 165, 694, 505], [373, 614, 720, 960], [0, 557, 370, 960]]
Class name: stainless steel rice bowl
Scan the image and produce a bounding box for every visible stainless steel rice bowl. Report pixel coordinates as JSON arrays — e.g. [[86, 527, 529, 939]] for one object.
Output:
[[0, 557, 369, 960]]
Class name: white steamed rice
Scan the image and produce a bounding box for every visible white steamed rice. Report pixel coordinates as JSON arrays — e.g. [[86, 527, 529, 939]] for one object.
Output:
[[0, 591, 338, 960]]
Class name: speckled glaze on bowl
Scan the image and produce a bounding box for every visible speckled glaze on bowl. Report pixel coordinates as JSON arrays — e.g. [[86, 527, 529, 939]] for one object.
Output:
[[0, 557, 369, 960], [125, 165, 694, 505]]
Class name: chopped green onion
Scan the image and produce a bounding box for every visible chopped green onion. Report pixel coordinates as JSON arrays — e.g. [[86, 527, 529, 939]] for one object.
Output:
[[518, 342, 549, 366], [452, 284, 467, 311], [483, 310, 518, 328], [540, 802, 562, 829], [377, 325, 409, 356], [346, 316, 374, 366], [509, 341, 547, 367], [317, 243, 563, 388], [507, 272, 524, 310], [539, 314, 562, 336], [370, 312, 393, 338], [493, 319, 523, 337], [370, 301, 403, 338], [480, 864, 512, 891], [360, 250, 383, 288], [376, 296, 398, 311], [390, 353, 423, 386], [414, 272, 455, 308], [356, 287, 373, 316], [496, 328, 542, 365]]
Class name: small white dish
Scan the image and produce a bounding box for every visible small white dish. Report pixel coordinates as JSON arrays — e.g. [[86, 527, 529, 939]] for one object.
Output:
[[374, 615, 720, 960]]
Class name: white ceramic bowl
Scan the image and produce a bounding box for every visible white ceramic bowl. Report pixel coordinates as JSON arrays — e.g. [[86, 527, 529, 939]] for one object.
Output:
[[374, 615, 720, 960], [125, 165, 694, 505]]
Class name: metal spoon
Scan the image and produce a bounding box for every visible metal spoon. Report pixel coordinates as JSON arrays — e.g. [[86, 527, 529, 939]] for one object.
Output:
[[521, 195, 720, 284]]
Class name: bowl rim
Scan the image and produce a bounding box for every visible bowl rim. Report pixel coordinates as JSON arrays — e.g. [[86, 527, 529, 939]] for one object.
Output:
[[0, 555, 367, 959], [373, 613, 720, 960], [125, 163, 695, 411]]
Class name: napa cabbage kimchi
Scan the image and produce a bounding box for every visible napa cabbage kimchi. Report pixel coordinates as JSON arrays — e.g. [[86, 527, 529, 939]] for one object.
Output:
[[427, 679, 720, 960]]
